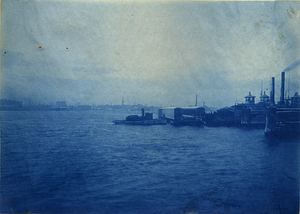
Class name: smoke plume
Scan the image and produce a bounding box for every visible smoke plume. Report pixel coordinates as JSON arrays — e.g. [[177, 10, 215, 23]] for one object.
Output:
[[283, 59, 300, 72]]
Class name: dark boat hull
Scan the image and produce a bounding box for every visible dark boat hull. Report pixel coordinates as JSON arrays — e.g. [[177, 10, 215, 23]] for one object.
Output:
[[113, 119, 167, 125], [265, 107, 300, 137]]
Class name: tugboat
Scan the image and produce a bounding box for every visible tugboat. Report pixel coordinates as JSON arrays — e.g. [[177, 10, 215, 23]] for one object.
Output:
[[113, 108, 167, 125]]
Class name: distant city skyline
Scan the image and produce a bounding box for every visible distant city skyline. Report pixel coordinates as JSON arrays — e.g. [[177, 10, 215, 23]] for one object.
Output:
[[1, 1, 300, 108], [3, 84, 300, 108]]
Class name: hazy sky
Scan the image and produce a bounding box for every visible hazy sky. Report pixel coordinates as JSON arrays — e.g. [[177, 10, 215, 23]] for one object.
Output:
[[2, 0, 300, 107]]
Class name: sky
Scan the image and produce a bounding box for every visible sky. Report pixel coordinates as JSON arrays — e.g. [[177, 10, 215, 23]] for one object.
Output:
[[1, 0, 300, 108]]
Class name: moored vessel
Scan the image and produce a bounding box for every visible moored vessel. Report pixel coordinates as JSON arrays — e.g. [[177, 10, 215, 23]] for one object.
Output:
[[264, 72, 300, 137], [113, 108, 167, 125]]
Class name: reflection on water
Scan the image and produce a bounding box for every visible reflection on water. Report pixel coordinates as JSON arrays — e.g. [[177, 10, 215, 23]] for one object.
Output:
[[1, 110, 299, 213], [263, 136, 299, 214]]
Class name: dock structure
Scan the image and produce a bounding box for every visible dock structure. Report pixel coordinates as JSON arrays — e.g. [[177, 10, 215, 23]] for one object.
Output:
[[241, 91, 271, 127], [158, 106, 205, 126]]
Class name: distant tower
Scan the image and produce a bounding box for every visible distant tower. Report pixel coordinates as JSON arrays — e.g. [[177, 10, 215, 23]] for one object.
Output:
[[245, 92, 256, 105]]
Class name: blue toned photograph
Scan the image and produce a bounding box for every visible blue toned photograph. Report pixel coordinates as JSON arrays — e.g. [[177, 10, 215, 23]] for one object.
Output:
[[1, 1, 299, 213]]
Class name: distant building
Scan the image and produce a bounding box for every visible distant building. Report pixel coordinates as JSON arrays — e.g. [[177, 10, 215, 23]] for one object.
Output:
[[1, 99, 22, 107], [55, 101, 67, 107]]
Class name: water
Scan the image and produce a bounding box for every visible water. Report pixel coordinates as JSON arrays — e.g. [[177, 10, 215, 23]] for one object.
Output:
[[1, 110, 299, 213]]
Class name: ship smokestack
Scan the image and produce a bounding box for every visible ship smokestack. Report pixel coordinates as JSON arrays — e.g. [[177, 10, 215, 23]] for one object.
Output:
[[270, 77, 275, 104], [280, 72, 285, 104]]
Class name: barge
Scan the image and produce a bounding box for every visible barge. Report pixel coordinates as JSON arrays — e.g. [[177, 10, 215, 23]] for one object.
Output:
[[113, 108, 167, 125]]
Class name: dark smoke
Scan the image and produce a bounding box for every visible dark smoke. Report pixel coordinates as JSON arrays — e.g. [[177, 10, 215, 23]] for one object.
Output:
[[283, 59, 300, 72]]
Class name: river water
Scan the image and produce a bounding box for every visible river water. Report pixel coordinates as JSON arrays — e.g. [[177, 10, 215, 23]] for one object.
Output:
[[1, 110, 299, 213]]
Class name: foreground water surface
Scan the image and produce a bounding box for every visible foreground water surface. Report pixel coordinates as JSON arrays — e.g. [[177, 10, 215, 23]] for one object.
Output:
[[1, 110, 299, 213]]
